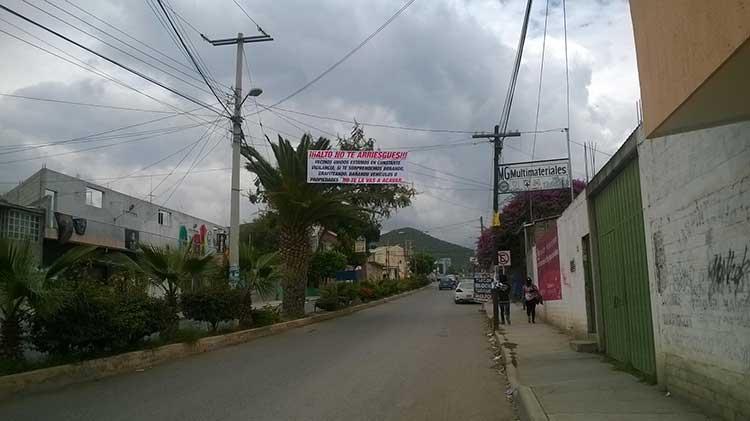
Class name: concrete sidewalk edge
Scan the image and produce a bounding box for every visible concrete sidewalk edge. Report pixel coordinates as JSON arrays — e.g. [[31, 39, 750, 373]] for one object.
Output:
[[495, 330, 549, 421], [0, 285, 431, 401], [484, 302, 548, 421]]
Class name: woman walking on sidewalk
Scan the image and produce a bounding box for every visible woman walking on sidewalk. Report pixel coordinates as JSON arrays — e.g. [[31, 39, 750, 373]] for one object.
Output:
[[523, 277, 543, 323]]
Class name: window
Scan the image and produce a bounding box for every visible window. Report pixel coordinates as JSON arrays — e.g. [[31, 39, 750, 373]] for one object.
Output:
[[85, 187, 103, 208], [2, 210, 40, 241], [157, 209, 171, 227]]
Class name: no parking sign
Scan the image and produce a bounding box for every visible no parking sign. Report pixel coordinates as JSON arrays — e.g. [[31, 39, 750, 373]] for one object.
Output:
[[498, 250, 511, 267]]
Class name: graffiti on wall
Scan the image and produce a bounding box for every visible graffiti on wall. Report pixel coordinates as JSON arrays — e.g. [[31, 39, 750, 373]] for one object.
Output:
[[708, 245, 749, 299]]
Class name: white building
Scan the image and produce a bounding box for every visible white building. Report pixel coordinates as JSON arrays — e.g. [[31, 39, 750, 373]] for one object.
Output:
[[2, 168, 227, 260]]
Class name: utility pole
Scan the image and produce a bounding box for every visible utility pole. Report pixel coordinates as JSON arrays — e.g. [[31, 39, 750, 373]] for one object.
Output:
[[473, 125, 520, 228], [205, 32, 272, 283]]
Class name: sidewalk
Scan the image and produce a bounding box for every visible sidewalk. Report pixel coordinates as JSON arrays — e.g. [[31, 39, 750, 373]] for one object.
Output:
[[486, 303, 710, 421]]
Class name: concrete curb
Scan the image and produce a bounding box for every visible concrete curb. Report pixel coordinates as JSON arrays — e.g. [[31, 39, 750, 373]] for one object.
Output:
[[0, 285, 430, 401], [484, 304, 548, 421]]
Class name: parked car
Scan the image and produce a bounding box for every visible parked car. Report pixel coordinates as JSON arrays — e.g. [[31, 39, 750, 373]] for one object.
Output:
[[454, 281, 475, 303], [438, 277, 454, 290]]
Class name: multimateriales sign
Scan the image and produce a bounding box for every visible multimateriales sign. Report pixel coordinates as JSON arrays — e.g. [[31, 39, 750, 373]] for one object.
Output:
[[307, 150, 408, 184], [498, 158, 570, 193]]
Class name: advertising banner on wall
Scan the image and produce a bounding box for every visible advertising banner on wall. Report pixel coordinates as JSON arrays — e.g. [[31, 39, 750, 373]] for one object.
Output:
[[498, 158, 570, 193], [307, 150, 408, 184], [536, 225, 562, 301]]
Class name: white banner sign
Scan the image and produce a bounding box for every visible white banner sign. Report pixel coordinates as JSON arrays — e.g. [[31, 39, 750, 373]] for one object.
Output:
[[307, 150, 408, 184], [498, 158, 570, 193]]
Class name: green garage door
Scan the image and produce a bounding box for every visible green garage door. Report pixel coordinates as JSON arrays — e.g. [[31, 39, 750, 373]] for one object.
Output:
[[593, 158, 656, 377]]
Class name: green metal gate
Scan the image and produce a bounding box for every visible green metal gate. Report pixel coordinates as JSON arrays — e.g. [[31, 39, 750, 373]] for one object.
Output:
[[593, 158, 656, 377]]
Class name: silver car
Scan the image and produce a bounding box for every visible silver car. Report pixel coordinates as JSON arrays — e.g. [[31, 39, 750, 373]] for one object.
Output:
[[454, 281, 475, 304]]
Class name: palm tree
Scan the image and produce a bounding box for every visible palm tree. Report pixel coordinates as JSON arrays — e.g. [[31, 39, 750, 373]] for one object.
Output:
[[128, 244, 215, 335], [237, 243, 279, 328], [242, 134, 369, 318], [0, 239, 95, 359]]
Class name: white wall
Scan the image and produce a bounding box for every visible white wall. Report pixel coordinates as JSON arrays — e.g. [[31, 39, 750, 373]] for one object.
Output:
[[534, 191, 592, 338], [638, 120, 750, 419], [4, 168, 226, 252]]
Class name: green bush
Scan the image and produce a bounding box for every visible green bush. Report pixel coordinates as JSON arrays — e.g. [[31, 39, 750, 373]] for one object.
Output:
[[358, 282, 376, 302], [181, 288, 240, 332], [250, 305, 281, 327], [374, 279, 399, 298], [316, 282, 360, 311], [30, 282, 167, 356]]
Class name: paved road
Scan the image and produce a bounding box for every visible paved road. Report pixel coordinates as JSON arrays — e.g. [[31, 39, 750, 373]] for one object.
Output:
[[0, 285, 513, 421]]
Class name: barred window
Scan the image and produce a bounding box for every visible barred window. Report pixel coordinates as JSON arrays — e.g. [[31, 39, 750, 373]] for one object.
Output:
[[4, 210, 40, 241]]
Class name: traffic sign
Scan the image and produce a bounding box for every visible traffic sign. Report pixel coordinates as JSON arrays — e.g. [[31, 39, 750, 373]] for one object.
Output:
[[498, 250, 511, 267]]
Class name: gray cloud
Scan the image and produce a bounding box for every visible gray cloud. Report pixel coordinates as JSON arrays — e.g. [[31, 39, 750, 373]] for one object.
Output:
[[0, 0, 640, 248]]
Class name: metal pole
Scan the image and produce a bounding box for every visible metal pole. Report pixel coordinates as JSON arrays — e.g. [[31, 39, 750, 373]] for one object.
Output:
[[228, 33, 243, 283], [565, 128, 573, 200], [492, 285, 500, 331], [492, 124, 501, 222]]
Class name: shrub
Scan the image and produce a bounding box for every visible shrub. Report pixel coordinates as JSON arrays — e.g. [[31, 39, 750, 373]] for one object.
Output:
[[374, 279, 399, 298], [30, 282, 166, 356], [250, 305, 281, 327], [181, 288, 240, 332], [358, 282, 376, 302]]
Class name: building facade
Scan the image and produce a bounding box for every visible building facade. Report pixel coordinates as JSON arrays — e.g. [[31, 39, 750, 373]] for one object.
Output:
[[369, 245, 408, 280], [2, 168, 227, 260]]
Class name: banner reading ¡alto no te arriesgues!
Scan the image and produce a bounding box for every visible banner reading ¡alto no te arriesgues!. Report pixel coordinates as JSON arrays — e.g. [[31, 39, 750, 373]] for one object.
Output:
[[536, 225, 562, 301], [307, 150, 408, 184]]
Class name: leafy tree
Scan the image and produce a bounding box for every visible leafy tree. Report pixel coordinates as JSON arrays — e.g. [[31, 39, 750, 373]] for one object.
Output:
[[0, 239, 95, 359], [239, 212, 279, 256], [409, 252, 435, 275], [476, 180, 586, 273], [242, 135, 371, 318], [337, 123, 415, 220], [237, 244, 279, 328], [308, 250, 347, 287], [125, 244, 215, 336]]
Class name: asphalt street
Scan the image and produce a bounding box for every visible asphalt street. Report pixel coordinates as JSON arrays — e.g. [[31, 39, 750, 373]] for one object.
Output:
[[0, 284, 514, 421]]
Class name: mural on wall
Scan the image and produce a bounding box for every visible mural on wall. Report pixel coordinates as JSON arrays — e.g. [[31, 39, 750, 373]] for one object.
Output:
[[537, 225, 562, 300]]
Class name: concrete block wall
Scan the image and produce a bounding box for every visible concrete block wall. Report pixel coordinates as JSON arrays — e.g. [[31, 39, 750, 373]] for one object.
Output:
[[638, 120, 750, 420], [535, 191, 592, 338]]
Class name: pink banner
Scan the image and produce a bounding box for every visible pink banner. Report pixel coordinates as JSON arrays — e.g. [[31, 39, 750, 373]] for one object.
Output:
[[536, 226, 561, 301]]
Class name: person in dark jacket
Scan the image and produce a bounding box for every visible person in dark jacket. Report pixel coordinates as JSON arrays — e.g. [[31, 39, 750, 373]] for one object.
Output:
[[523, 277, 543, 323], [497, 274, 511, 324]]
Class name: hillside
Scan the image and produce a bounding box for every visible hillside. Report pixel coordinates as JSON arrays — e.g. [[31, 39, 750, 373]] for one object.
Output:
[[378, 227, 473, 271]]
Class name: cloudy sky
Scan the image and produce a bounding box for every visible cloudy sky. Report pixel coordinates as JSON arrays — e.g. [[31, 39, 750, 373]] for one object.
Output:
[[0, 0, 640, 247]]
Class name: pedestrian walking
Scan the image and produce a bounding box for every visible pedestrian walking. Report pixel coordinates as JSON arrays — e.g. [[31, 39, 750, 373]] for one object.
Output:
[[497, 274, 511, 324], [523, 277, 543, 323]]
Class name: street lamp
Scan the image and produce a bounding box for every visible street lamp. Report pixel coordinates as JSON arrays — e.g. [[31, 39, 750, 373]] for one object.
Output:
[[239, 88, 263, 107]]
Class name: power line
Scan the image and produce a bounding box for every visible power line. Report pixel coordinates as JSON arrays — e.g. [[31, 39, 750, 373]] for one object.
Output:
[[0, 93, 214, 115], [0, 4, 223, 115], [0, 168, 230, 185], [162, 0, 226, 94], [265, 104, 475, 134], [409, 161, 491, 187], [154, 0, 231, 115], [57, 0, 226, 87], [0, 19, 218, 123], [0, 106, 216, 154], [21, 0, 215, 96], [262, 0, 417, 109], [231, 0, 267, 34], [0, 122, 215, 165], [531, 0, 550, 159]]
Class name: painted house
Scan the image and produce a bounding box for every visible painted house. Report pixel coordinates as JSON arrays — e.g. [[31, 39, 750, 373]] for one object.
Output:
[[2, 168, 227, 262]]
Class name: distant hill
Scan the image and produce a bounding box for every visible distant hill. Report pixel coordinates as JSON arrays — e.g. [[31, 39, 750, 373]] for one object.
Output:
[[378, 227, 473, 271]]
